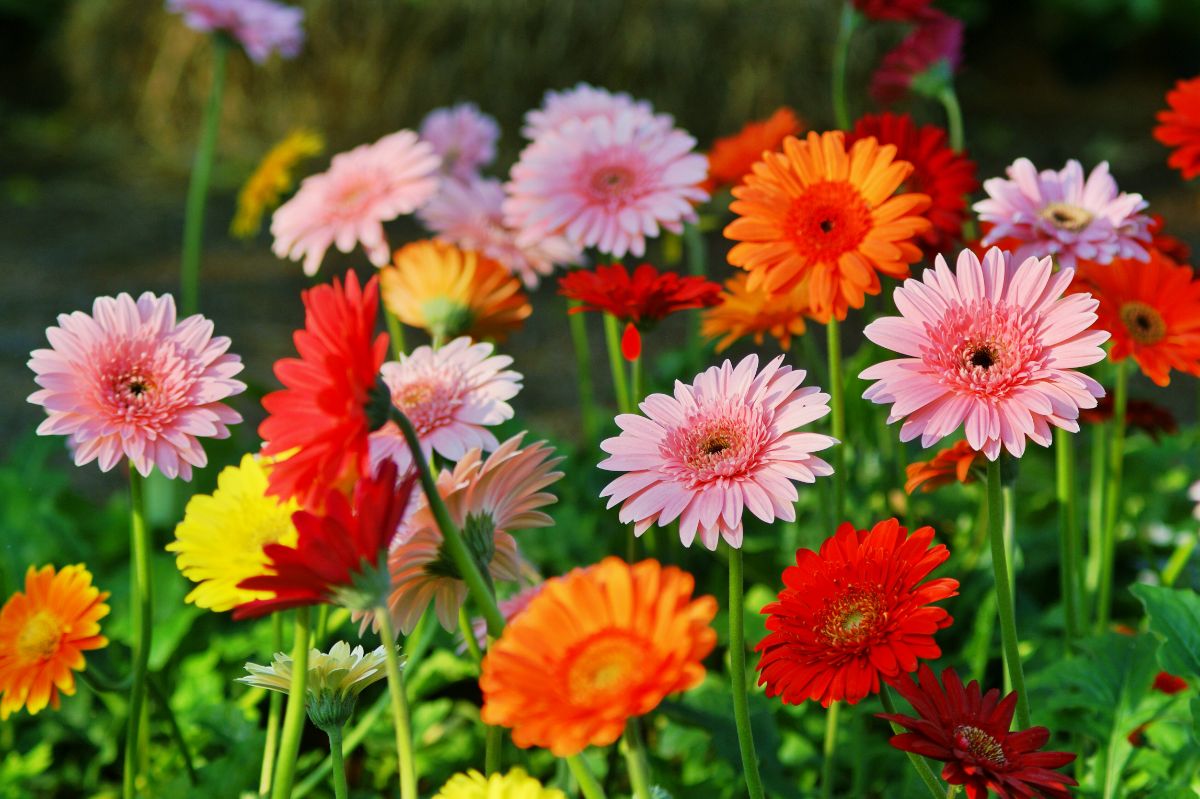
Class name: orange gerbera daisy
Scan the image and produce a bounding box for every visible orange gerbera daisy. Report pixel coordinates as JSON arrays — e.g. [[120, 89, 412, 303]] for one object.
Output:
[[0, 564, 110, 719], [904, 440, 981, 494], [701, 272, 812, 352], [480, 557, 716, 756], [381, 240, 531, 343], [705, 107, 804, 192], [724, 131, 931, 323]]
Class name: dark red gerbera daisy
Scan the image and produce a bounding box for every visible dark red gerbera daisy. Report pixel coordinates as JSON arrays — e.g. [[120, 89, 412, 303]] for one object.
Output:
[[558, 263, 721, 359], [1148, 213, 1191, 263], [871, 11, 964, 105], [259, 271, 389, 509], [853, 0, 936, 22], [756, 518, 958, 707], [848, 112, 978, 257], [1154, 76, 1200, 180], [881, 665, 1078, 799], [233, 460, 416, 619]]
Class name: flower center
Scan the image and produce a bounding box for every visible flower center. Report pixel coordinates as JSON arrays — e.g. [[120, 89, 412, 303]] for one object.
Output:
[[115, 369, 155, 402], [922, 301, 1043, 400], [683, 421, 745, 470], [953, 725, 1008, 768], [17, 612, 62, 661], [334, 176, 378, 215], [589, 166, 635, 199], [1040, 202, 1093, 232], [784, 181, 873, 263], [966, 343, 997, 371], [818, 586, 886, 648], [565, 631, 644, 705], [1118, 301, 1166, 345], [389, 375, 463, 436]]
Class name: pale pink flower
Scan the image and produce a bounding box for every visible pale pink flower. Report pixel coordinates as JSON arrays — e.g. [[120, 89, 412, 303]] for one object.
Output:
[[271, 130, 440, 275], [521, 82, 666, 140], [504, 110, 709, 259], [974, 158, 1152, 268], [418, 176, 582, 288], [419, 103, 500, 182], [369, 337, 521, 473], [599, 354, 836, 551], [460, 583, 544, 654], [28, 292, 245, 480], [166, 0, 304, 63], [860, 247, 1109, 460]]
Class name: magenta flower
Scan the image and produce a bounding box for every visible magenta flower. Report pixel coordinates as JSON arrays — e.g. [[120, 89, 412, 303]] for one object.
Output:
[[271, 130, 441, 275], [870, 12, 963, 105], [599, 354, 836, 551], [419, 103, 500, 182], [167, 0, 304, 63], [521, 82, 665, 140], [974, 158, 1152, 268], [860, 248, 1109, 460], [28, 292, 245, 480]]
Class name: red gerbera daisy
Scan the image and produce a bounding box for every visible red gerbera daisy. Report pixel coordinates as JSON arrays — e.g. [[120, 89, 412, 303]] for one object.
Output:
[[558, 262, 721, 359], [881, 665, 1078, 799], [853, 0, 935, 22], [849, 113, 978, 257], [871, 12, 964, 105], [756, 518, 958, 707], [1154, 76, 1200, 180], [1148, 213, 1191, 263], [259, 271, 389, 508]]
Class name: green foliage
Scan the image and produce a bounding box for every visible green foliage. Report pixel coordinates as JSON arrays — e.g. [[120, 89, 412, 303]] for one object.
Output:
[[1132, 584, 1200, 679]]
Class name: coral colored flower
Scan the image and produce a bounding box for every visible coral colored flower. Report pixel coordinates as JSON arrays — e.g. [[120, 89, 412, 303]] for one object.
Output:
[[272, 130, 440, 275], [870, 12, 964, 105], [167, 0, 304, 62], [705, 107, 804, 192], [521, 83, 664, 140], [461, 584, 544, 655], [419, 103, 500, 182], [1080, 395, 1177, 440], [381, 240, 531, 343], [504, 110, 709, 259], [167, 453, 299, 612], [853, 0, 935, 21], [905, 440, 981, 494], [599, 354, 836, 550], [369, 337, 521, 475], [260, 271, 388, 508], [849, 113, 978, 257], [28, 292, 245, 480], [974, 157, 1151, 269], [0, 564, 109, 720], [725, 130, 931, 322], [480, 557, 717, 757], [1148, 213, 1191, 263], [383, 434, 562, 634], [701, 273, 812, 353], [1154, 76, 1200, 180], [1153, 671, 1187, 695], [232, 128, 324, 239], [418, 176, 581, 288], [861, 248, 1109, 460], [434, 768, 566, 799], [881, 665, 1077, 799], [757, 519, 957, 707]]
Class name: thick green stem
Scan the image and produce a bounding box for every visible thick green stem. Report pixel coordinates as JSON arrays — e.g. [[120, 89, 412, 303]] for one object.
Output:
[[1085, 422, 1108, 618], [622, 720, 654, 799], [684, 222, 708, 372], [820, 701, 840, 799], [567, 302, 600, 448], [258, 613, 285, 796], [937, 86, 965, 152], [630, 354, 644, 411], [1054, 429, 1081, 648], [271, 607, 311, 799], [728, 547, 766, 799], [458, 608, 502, 775], [880, 687, 945, 799], [1097, 359, 1128, 633], [831, 2, 858, 130], [124, 470, 153, 799], [987, 460, 1031, 729], [827, 319, 847, 521], [326, 726, 349, 799], [566, 755, 607, 799], [603, 313, 632, 414], [376, 608, 416, 799]]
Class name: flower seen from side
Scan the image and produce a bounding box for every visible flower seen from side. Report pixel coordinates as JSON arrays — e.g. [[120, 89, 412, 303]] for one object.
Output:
[[419, 103, 501, 182], [167, 0, 305, 62], [904, 440, 981, 494], [870, 11, 964, 105], [232, 128, 324, 239], [521, 82, 664, 140]]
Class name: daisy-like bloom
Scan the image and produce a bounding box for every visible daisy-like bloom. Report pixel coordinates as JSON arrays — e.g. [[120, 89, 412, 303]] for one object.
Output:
[[368, 337, 521, 475], [167, 0, 304, 62], [480, 557, 717, 756], [599, 354, 837, 550], [701, 273, 812, 353], [860, 248, 1109, 460], [167, 453, 299, 612], [1148, 213, 1191, 263], [380, 240, 531, 343], [231, 128, 324, 239], [848, 113, 978, 257], [0, 564, 109, 720], [853, 0, 936, 21], [904, 440, 981, 494], [418, 176, 581, 288], [521, 82, 662, 140], [272, 130, 440, 275], [558, 262, 722, 359], [384, 434, 563, 634], [974, 157, 1152, 269], [461, 584, 544, 654], [1080, 396, 1178, 440], [757, 519, 957, 707], [434, 768, 566, 799], [724, 130, 931, 323], [419, 103, 500, 182], [504, 110, 709, 259], [705, 107, 804, 192], [881, 665, 1077, 799], [1154, 76, 1200, 180], [1071, 249, 1200, 387], [28, 292, 245, 480], [870, 12, 964, 105], [260, 271, 387, 508]]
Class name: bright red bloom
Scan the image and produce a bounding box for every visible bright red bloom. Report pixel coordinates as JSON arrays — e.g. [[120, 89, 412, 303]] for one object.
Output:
[[1148, 213, 1191, 263], [259, 271, 389, 508], [233, 460, 416, 619], [853, 0, 935, 21], [1153, 671, 1188, 695], [705, 107, 804, 192], [848, 113, 978, 257], [871, 12, 964, 105], [1154, 76, 1200, 180], [756, 518, 958, 707], [881, 665, 1078, 799]]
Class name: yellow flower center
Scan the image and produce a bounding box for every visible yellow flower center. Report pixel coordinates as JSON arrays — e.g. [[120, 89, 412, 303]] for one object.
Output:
[[1119, 301, 1167, 345], [1040, 202, 1093, 232], [819, 587, 885, 648], [17, 612, 63, 661], [565, 632, 644, 704], [953, 724, 1008, 768]]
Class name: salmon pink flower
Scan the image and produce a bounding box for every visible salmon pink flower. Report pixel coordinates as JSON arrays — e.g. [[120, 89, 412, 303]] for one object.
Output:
[[167, 0, 304, 63], [419, 103, 500, 182], [521, 83, 664, 140]]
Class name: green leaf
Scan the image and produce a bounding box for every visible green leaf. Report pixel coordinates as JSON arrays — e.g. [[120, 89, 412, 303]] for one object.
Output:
[[1131, 584, 1200, 679]]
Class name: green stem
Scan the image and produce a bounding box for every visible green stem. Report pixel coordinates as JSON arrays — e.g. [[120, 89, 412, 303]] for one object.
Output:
[[375, 608, 416, 799], [937, 86, 965, 152], [622, 720, 654, 799], [603, 313, 632, 414], [384, 303, 407, 358], [684, 222, 708, 372], [271, 607, 311, 799], [880, 687, 945, 799], [1085, 421, 1108, 619], [987, 460, 1031, 729], [258, 613, 285, 796], [566, 754, 607, 799], [567, 301, 600, 449], [458, 608, 502, 775], [827, 319, 847, 521], [147, 676, 197, 785], [326, 726, 349, 799], [831, 1, 858, 130], [1097, 359, 1128, 633], [1054, 429, 1081, 648], [630, 354, 644, 411], [124, 469, 153, 799], [179, 34, 228, 316], [458, 606, 484, 662], [1162, 537, 1196, 588], [820, 702, 840, 799], [728, 546, 765, 799]]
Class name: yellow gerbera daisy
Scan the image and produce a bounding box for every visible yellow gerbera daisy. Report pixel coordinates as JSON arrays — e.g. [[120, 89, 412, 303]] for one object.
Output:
[[701, 272, 812, 352], [434, 768, 566, 799], [231, 129, 324, 239]]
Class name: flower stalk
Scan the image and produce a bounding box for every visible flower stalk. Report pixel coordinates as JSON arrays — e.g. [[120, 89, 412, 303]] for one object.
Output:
[[375, 608, 417, 799], [1096, 358, 1128, 633], [831, 1, 859, 130], [622, 720, 654, 799], [257, 613, 285, 797], [986, 459, 1031, 729], [820, 701, 840, 799], [728, 546, 766, 799], [879, 687, 945, 799], [326, 725, 349, 799], [270, 607, 311, 799], [567, 301, 601, 448], [1054, 429, 1082, 647], [827, 318, 847, 521], [124, 469, 153, 799], [603, 312, 632, 413]]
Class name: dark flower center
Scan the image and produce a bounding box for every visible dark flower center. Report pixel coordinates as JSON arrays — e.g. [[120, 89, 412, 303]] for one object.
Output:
[[953, 725, 1008, 768], [1040, 202, 1093, 232], [818, 587, 885, 648], [590, 166, 635, 198], [1119, 301, 1166, 345], [702, 434, 732, 456], [970, 349, 995, 370], [819, 218, 835, 234]]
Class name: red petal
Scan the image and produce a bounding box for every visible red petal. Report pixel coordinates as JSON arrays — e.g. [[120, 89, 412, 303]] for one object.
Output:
[[621, 322, 642, 361]]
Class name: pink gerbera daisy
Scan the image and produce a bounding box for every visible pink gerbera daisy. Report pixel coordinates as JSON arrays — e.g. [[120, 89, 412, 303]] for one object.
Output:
[[271, 130, 441, 275], [418, 176, 582, 288], [599, 354, 837, 550], [521, 82, 665, 140], [860, 247, 1109, 460], [504, 110, 709, 259], [974, 158, 1152, 268], [369, 337, 521, 473], [167, 0, 304, 63], [419, 103, 500, 182], [28, 292, 245, 480]]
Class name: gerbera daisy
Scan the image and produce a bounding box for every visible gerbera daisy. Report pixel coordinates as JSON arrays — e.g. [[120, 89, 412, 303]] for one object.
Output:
[[724, 130, 931, 322], [599, 353, 837, 550], [0, 564, 109, 719], [368, 337, 521, 475], [904, 440, 981, 494], [380, 240, 531, 343], [167, 0, 305, 63], [260, 271, 388, 508], [521, 82, 663, 140], [848, 113, 978, 257], [28, 292, 245, 480], [231, 128, 324, 239], [974, 157, 1152, 269], [1148, 213, 1191, 263], [434, 768, 566, 799], [558, 262, 722, 359], [480, 557, 717, 756], [504, 110, 709, 259], [881, 665, 1077, 799], [700, 273, 812, 353], [167, 453, 300, 612], [853, 0, 936, 22], [1080, 396, 1177, 440], [870, 12, 964, 105], [705, 107, 804, 192], [384, 434, 562, 633], [271, 130, 440, 275], [1154, 76, 1200, 180], [419, 103, 500, 182], [860, 248, 1109, 460]]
